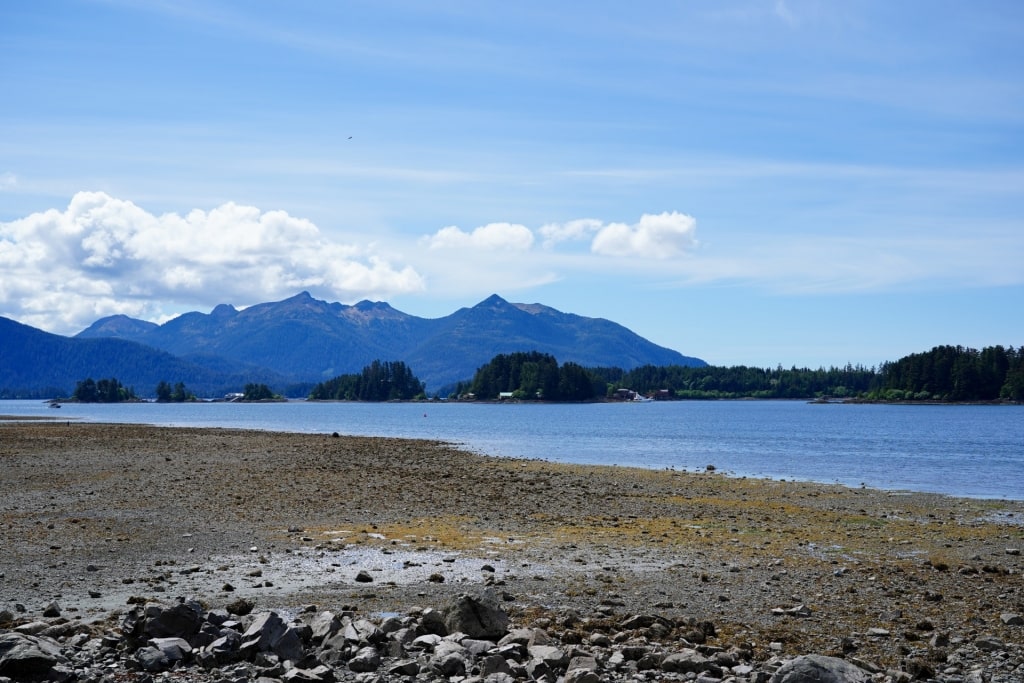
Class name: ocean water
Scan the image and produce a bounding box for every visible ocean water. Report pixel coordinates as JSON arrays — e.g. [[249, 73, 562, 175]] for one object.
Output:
[[2, 399, 1022, 500]]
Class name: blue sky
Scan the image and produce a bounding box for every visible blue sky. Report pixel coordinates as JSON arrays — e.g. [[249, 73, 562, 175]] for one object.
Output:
[[1, 0, 1022, 368]]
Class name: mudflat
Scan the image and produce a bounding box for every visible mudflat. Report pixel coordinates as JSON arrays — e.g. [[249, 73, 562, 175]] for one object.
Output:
[[1, 421, 1022, 672]]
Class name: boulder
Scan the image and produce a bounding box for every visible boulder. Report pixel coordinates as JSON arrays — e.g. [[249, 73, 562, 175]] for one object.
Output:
[[770, 654, 871, 683], [144, 601, 204, 639], [148, 636, 192, 664], [431, 640, 469, 677], [442, 592, 509, 640], [565, 668, 602, 683], [347, 645, 381, 672], [528, 644, 569, 670], [388, 659, 420, 676], [307, 611, 342, 642], [135, 645, 170, 672], [662, 648, 712, 674], [0, 632, 70, 680]]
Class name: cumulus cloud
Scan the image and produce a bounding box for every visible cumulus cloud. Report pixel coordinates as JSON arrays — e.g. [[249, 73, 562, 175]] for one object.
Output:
[[539, 212, 699, 259], [0, 191, 425, 334], [538, 218, 604, 247], [421, 222, 534, 251], [591, 212, 698, 259]]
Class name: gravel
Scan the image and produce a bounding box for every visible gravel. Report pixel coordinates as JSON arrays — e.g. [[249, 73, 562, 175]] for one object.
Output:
[[1, 421, 1023, 679]]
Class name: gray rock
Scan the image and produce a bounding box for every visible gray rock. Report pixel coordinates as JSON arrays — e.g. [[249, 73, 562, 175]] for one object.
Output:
[[480, 653, 513, 677], [419, 607, 447, 635], [388, 658, 420, 676], [134, 645, 170, 672], [348, 645, 381, 673], [282, 667, 329, 682], [13, 622, 50, 636], [410, 633, 443, 651], [619, 614, 658, 630], [273, 626, 306, 662], [144, 601, 203, 639], [524, 657, 553, 681], [567, 654, 599, 672], [42, 601, 61, 618], [485, 674, 518, 683], [348, 618, 385, 645], [431, 640, 469, 676], [528, 644, 569, 670], [148, 636, 192, 664], [497, 628, 534, 646], [769, 654, 871, 683], [204, 631, 243, 665], [975, 635, 1005, 651], [307, 611, 341, 642], [662, 648, 712, 674], [0, 632, 70, 680], [462, 637, 497, 657], [442, 592, 510, 640], [1000, 613, 1023, 626], [564, 668, 602, 683]]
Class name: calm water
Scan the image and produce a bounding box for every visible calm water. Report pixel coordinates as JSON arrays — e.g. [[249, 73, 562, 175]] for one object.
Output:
[[2, 399, 1022, 500]]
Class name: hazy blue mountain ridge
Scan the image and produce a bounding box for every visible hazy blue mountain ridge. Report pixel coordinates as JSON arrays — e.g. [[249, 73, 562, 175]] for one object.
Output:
[[9, 292, 705, 396], [0, 316, 287, 398]]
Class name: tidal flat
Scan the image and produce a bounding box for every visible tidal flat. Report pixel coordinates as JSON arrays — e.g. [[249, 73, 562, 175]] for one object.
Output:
[[1, 422, 1022, 678]]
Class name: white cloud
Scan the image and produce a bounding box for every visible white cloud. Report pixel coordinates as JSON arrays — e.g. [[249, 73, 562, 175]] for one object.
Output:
[[538, 218, 604, 247], [0, 192, 425, 334], [537, 213, 700, 258], [590, 212, 698, 259], [422, 222, 535, 251]]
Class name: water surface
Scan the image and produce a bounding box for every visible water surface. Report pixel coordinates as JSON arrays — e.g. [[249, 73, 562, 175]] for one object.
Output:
[[3, 399, 1021, 500]]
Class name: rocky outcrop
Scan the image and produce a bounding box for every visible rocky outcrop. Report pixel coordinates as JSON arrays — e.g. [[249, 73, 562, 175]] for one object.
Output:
[[2, 591, 1021, 683], [0, 632, 70, 681], [770, 654, 871, 682]]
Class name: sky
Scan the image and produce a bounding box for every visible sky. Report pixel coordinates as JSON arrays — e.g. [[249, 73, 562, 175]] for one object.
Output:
[[1, 0, 1022, 368]]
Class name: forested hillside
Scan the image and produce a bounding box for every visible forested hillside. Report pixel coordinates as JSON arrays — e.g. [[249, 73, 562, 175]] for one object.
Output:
[[309, 360, 426, 401], [875, 345, 1023, 401], [597, 345, 1022, 402]]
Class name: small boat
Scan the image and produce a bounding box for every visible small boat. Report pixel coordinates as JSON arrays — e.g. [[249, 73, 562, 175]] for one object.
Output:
[[49, 402, 62, 409]]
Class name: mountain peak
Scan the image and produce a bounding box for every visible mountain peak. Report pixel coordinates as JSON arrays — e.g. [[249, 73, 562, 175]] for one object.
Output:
[[210, 303, 237, 317], [76, 314, 158, 339], [475, 294, 510, 308]]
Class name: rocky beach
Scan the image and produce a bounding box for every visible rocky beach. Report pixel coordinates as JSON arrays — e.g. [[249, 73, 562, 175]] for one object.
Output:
[[1, 421, 1022, 682]]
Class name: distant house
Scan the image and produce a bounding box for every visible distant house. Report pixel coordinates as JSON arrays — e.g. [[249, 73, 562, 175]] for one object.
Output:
[[498, 392, 515, 400]]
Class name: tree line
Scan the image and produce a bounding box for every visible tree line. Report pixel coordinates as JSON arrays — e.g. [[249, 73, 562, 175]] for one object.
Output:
[[309, 360, 425, 401], [456, 351, 605, 401], [874, 345, 1023, 402], [72, 377, 136, 403], [60, 344, 1023, 403], [594, 363, 878, 400]]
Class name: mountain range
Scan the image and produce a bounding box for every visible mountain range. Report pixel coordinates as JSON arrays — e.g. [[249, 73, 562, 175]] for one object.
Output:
[[1, 292, 705, 397]]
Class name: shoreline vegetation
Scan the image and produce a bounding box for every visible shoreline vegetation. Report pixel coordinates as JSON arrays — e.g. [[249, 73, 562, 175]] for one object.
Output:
[[1, 422, 1022, 681], [16, 343, 1023, 405]]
